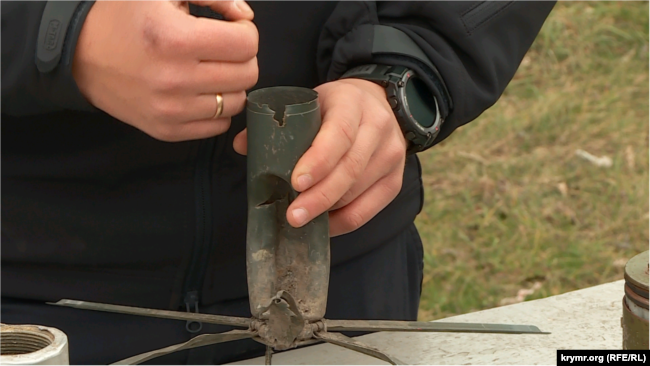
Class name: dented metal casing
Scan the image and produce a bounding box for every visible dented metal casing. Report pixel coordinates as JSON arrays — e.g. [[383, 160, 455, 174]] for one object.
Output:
[[245, 87, 330, 323]]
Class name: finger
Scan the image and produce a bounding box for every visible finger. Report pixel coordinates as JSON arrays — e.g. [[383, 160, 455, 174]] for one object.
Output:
[[233, 129, 248, 155], [172, 1, 191, 14], [180, 118, 232, 140], [286, 126, 380, 228], [150, 117, 232, 142], [157, 91, 246, 123], [193, 57, 259, 94], [291, 88, 363, 193], [189, 0, 254, 21], [330, 134, 406, 210], [188, 18, 258, 61], [150, 91, 243, 124], [328, 172, 403, 237], [329, 155, 394, 211], [191, 91, 246, 120]]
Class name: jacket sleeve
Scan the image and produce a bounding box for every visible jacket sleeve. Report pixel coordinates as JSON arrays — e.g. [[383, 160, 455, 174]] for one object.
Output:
[[317, 1, 556, 146], [1, 1, 96, 116]]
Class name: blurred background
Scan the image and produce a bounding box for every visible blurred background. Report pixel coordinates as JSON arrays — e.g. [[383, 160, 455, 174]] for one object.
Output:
[[415, 1, 649, 320]]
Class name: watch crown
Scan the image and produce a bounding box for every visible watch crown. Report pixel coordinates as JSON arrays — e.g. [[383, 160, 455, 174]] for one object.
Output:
[[389, 97, 399, 110], [397, 80, 405, 87]]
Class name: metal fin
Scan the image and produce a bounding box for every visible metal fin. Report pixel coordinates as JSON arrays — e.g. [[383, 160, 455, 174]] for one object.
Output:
[[49, 299, 251, 328], [265, 292, 306, 350], [111, 330, 254, 365], [314, 331, 404, 365], [265, 346, 273, 365], [324, 319, 549, 334]]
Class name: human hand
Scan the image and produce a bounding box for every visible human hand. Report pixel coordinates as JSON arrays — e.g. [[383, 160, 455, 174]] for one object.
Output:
[[234, 79, 408, 236], [72, 0, 258, 142]]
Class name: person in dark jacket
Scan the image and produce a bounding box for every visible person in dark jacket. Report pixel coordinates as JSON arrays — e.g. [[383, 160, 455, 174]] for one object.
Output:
[[1, 1, 555, 364]]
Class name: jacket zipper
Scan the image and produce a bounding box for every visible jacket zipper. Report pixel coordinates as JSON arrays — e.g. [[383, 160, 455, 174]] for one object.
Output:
[[182, 136, 219, 333]]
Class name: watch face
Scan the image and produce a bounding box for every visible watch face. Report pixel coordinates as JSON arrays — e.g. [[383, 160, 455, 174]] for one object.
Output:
[[404, 75, 437, 128]]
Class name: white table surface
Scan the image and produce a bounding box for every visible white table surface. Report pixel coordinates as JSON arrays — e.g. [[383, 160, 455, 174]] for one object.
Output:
[[232, 280, 625, 365]]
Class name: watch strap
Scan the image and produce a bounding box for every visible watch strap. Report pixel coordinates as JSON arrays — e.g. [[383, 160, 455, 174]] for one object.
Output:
[[370, 25, 452, 117], [340, 64, 394, 83], [371, 25, 435, 73], [36, 1, 82, 73]]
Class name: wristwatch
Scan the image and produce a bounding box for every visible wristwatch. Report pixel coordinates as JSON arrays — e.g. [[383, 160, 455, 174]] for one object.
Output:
[[340, 64, 443, 154]]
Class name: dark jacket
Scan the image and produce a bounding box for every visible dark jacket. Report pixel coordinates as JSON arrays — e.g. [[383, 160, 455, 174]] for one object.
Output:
[[1, 1, 555, 311]]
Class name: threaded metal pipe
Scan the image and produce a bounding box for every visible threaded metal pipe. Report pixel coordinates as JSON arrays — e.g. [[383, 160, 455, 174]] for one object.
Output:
[[0, 324, 69, 364]]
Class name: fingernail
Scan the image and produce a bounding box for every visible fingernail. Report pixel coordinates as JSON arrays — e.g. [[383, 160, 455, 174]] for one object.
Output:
[[234, 0, 253, 15], [291, 208, 309, 226], [296, 174, 312, 191]]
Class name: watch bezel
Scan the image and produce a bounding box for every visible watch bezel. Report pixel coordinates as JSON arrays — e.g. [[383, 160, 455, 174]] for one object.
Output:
[[395, 71, 442, 139]]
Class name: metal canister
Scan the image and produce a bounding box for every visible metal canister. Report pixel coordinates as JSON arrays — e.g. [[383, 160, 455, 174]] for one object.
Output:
[[245, 87, 330, 323], [622, 250, 649, 350]]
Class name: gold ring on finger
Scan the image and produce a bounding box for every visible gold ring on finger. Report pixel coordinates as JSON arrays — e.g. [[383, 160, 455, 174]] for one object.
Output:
[[213, 93, 224, 119]]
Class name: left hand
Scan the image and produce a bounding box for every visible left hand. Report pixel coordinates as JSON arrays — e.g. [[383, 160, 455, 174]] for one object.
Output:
[[233, 78, 407, 237]]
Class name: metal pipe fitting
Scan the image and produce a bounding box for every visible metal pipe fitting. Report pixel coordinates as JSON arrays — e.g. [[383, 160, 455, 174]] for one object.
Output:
[[0, 324, 69, 365]]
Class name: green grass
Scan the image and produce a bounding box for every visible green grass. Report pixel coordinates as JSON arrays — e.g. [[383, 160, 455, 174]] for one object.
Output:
[[416, 2, 649, 321]]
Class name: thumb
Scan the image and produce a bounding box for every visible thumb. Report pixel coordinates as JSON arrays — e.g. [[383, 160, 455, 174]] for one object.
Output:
[[189, 0, 254, 21], [233, 129, 248, 155]]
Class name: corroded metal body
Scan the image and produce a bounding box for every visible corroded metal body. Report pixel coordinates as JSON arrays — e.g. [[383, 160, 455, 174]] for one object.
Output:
[[51, 87, 550, 365], [622, 250, 648, 350], [246, 87, 330, 350], [246, 87, 329, 324]]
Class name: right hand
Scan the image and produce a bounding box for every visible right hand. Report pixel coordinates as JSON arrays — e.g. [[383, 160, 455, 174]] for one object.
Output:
[[72, 1, 259, 142]]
